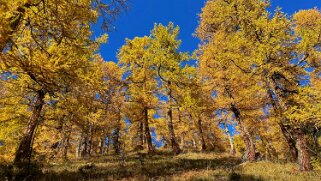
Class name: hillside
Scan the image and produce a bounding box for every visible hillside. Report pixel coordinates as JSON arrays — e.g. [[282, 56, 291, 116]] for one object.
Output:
[[2, 152, 321, 181]]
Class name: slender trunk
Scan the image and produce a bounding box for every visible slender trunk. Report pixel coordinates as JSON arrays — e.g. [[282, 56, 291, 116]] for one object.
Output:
[[143, 108, 155, 154], [231, 104, 255, 162], [135, 121, 144, 150], [279, 123, 298, 161], [295, 128, 313, 171], [14, 90, 45, 165], [62, 125, 72, 161], [197, 118, 207, 151], [88, 125, 94, 156], [114, 114, 122, 154], [224, 122, 236, 156], [113, 127, 121, 154], [81, 133, 90, 158], [192, 138, 197, 149], [167, 85, 181, 154], [99, 135, 106, 155], [106, 134, 110, 154], [180, 135, 185, 150], [266, 80, 298, 162], [167, 104, 181, 154], [76, 133, 83, 158]]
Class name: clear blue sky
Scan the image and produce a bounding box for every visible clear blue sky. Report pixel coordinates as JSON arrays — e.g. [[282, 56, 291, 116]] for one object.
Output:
[[92, 0, 321, 63]]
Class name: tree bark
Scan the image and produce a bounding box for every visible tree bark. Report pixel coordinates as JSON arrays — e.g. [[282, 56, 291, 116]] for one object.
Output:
[[62, 125, 72, 161], [76, 133, 83, 158], [279, 123, 298, 161], [266, 80, 298, 162], [99, 134, 106, 155], [197, 118, 207, 151], [143, 108, 155, 154], [231, 104, 256, 162], [113, 127, 121, 154], [167, 84, 181, 154], [167, 108, 181, 154], [295, 128, 313, 171], [224, 122, 236, 156], [14, 89, 45, 165]]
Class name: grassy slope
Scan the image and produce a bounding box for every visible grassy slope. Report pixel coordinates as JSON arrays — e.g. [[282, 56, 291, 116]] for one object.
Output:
[[1, 152, 321, 180]]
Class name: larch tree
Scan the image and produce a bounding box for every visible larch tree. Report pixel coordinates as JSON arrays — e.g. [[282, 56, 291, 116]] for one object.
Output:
[[0, 0, 125, 165], [196, 0, 321, 170], [118, 37, 158, 154], [149, 22, 190, 154]]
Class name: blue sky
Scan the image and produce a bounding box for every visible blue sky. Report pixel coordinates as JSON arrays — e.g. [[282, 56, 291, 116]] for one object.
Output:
[[92, 0, 321, 62]]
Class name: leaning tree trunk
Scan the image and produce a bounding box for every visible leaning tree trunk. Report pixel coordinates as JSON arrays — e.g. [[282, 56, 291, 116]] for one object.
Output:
[[266, 80, 298, 162], [295, 128, 313, 171], [167, 84, 181, 154], [197, 118, 207, 151], [14, 90, 45, 165], [143, 108, 155, 154], [231, 104, 256, 162], [224, 122, 236, 156], [279, 123, 298, 162]]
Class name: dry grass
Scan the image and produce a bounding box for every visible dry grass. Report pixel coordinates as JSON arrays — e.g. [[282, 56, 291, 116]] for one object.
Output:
[[1, 152, 321, 180]]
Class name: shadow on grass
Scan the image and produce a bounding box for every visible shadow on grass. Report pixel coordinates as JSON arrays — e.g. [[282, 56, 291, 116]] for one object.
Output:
[[0, 155, 265, 181]]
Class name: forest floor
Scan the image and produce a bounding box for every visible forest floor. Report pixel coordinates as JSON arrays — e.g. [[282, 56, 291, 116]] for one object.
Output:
[[1, 152, 321, 180]]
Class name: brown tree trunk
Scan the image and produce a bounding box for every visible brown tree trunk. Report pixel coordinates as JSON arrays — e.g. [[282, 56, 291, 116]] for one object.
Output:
[[113, 127, 121, 154], [167, 82, 181, 154], [62, 125, 72, 161], [135, 121, 144, 150], [167, 108, 181, 154], [99, 134, 106, 155], [295, 128, 313, 171], [266, 81, 298, 162], [143, 108, 155, 154], [80, 132, 90, 158], [231, 104, 256, 162], [279, 123, 298, 161], [14, 90, 45, 165], [76, 133, 83, 158], [197, 118, 207, 151]]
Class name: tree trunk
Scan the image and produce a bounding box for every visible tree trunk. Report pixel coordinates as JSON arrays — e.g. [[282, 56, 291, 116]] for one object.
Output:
[[113, 127, 121, 154], [231, 104, 256, 162], [62, 125, 72, 161], [143, 108, 155, 154], [180, 135, 185, 150], [14, 90, 45, 165], [197, 118, 207, 151], [295, 128, 313, 171], [279, 123, 298, 161], [135, 121, 144, 150], [99, 134, 106, 155], [80, 132, 90, 158], [167, 86, 181, 154], [224, 122, 236, 156], [76, 133, 83, 158], [167, 109, 181, 154], [114, 114, 122, 154], [266, 80, 298, 162]]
